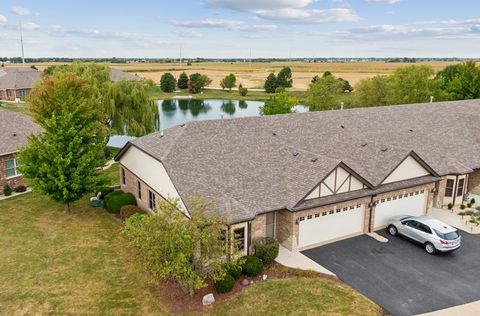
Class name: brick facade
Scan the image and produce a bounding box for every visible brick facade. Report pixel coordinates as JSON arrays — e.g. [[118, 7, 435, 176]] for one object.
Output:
[[0, 89, 31, 101], [0, 153, 27, 195], [467, 169, 480, 195]]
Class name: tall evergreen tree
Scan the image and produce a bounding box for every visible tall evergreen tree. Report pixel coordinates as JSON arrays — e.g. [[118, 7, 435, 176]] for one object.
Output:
[[178, 72, 189, 89], [160, 72, 177, 93], [264, 73, 279, 93], [20, 73, 108, 212], [277, 67, 293, 88]]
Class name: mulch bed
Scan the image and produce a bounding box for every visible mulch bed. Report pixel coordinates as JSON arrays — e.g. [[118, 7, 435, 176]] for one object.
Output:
[[157, 262, 340, 314]]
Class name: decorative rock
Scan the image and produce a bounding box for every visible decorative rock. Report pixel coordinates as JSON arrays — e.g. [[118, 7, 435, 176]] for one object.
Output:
[[250, 280, 254, 284], [202, 293, 215, 306], [241, 279, 250, 286], [262, 274, 268, 281]]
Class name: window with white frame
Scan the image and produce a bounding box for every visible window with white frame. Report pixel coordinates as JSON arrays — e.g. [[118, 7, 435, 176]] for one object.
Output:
[[5, 159, 22, 178], [148, 190, 156, 209]]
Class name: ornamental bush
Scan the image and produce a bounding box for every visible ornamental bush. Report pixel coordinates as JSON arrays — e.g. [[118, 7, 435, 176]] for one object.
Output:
[[105, 191, 136, 214], [241, 256, 263, 277], [120, 205, 147, 222], [254, 237, 279, 264], [225, 262, 242, 280], [239, 86, 248, 96], [3, 184, 12, 196], [447, 203, 453, 210], [460, 204, 466, 210], [214, 274, 235, 293], [471, 198, 476, 205], [14, 185, 27, 193], [96, 186, 115, 199]]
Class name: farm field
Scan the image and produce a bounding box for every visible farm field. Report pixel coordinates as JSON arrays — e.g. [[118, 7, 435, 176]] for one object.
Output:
[[11, 61, 457, 91]]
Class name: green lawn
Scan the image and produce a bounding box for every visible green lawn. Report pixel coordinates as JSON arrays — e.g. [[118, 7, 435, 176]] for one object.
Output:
[[0, 191, 380, 315], [103, 161, 120, 186]]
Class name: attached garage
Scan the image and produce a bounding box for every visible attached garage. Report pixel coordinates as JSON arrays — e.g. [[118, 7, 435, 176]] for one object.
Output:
[[298, 205, 365, 249], [373, 190, 427, 230]]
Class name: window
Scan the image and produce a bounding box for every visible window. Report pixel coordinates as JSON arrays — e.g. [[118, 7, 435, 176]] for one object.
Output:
[[307, 215, 312, 219], [329, 210, 334, 214], [445, 179, 454, 197], [457, 179, 465, 197], [434, 229, 459, 240], [148, 190, 156, 209], [266, 212, 275, 238], [350, 206, 354, 210], [233, 227, 245, 251], [314, 213, 320, 218], [121, 168, 126, 185], [417, 223, 432, 234], [4, 159, 22, 178], [19, 90, 27, 97], [322, 212, 327, 216], [402, 220, 418, 228], [137, 181, 142, 199]]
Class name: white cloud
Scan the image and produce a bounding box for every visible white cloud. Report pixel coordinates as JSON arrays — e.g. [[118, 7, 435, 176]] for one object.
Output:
[[366, 0, 400, 4], [205, 0, 313, 11], [11, 6, 31, 16], [22, 22, 40, 30], [170, 18, 277, 32], [0, 14, 7, 24], [177, 30, 202, 38]]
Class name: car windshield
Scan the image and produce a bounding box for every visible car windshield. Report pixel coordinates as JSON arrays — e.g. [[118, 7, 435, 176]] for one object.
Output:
[[434, 229, 459, 240]]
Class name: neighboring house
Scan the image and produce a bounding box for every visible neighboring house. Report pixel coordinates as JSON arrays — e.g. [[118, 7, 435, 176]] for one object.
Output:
[[115, 99, 480, 254], [0, 67, 139, 102], [0, 109, 42, 194], [0, 67, 42, 101]]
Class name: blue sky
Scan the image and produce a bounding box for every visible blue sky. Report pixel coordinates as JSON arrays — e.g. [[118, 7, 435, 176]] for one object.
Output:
[[1, 0, 480, 58]]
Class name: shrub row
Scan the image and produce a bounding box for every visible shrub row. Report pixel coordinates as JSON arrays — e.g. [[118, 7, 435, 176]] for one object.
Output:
[[2, 184, 27, 196], [120, 205, 148, 222]]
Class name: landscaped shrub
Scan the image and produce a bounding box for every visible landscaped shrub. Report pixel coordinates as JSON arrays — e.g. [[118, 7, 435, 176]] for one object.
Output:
[[471, 198, 476, 205], [254, 237, 279, 264], [104, 191, 136, 214], [460, 204, 466, 210], [14, 185, 27, 193], [225, 262, 242, 280], [448, 203, 453, 210], [239, 86, 248, 96], [467, 203, 472, 208], [120, 205, 147, 222], [3, 184, 12, 196], [241, 256, 263, 277], [96, 186, 115, 199], [214, 274, 235, 293]]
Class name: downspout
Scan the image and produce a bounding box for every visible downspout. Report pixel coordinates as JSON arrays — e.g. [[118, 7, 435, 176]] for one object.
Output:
[[368, 195, 377, 232], [247, 221, 252, 256], [453, 175, 459, 205]]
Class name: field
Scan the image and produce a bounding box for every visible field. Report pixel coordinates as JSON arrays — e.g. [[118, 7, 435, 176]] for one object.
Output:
[[22, 61, 457, 91]]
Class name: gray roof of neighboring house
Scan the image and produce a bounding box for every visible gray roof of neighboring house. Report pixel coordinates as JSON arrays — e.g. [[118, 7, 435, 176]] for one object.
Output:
[[0, 67, 42, 90], [0, 108, 42, 156], [117, 99, 480, 222], [110, 68, 141, 82]]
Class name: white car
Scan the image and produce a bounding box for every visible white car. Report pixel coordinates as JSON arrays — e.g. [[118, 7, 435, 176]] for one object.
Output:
[[386, 215, 461, 254]]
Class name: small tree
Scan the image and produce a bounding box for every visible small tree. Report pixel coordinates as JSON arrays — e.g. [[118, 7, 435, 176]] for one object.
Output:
[[239, 84, 248, 96], [123, 196, 229, 295], [189, 73, 211, 94], [277, 66, 293, 88], [160, 72, 176, 93], [260, 90, 298, 115], [306, 75, 344, 111], [220, 73, 236, 91], [19, 73, 107, 212], [264, 73, 279, 93], [177, 72, 189, 89]]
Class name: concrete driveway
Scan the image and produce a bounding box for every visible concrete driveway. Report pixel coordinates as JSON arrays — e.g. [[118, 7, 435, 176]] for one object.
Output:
[[302, 230, 480, 316]]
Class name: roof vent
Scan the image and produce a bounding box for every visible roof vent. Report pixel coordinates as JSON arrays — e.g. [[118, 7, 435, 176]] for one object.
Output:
[[380, 146, 388, 152], [12, 133, 17, 137], [311, 157, 318, 162], [272, 132, 277, 136], [293, 152, 299, 157], [340, 125, 345, 129], [409, 129, 414, 132], [361, 142, 368, 147]]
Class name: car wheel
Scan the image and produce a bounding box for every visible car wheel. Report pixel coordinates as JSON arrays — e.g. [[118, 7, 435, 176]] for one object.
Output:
[[388, 225, 398, 236], [425, 242, 436, 255]]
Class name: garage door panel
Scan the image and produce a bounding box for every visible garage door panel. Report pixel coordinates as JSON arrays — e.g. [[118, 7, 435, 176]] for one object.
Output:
[[374, 192, 426, 230], [299, 206, 365, 248]]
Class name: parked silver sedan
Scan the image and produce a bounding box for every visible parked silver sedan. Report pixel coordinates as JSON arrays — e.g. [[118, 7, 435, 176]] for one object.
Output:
[[387, 215, 461, 254]]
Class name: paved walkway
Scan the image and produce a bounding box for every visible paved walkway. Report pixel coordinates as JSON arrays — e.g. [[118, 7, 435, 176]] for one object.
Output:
[[417, 300, 480, 316], [428, 207, 480, 234], [275, 245, 336, 276]]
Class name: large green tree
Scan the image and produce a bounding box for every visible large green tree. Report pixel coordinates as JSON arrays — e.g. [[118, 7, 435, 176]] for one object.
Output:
[[44, 62, 159, 136], [160, 72, 176, 93], [352, 75, 390, 108], [220, 73, 236, 91], [306, 75, 344, 111], [177, 72, 189, 89], [388, 65, 443, 104], [19, 73, 108, 212], [277, 67, 293, 88], [436, 61, 480, 100], [123, 196, 231, 295], [260, 90, 298, 115], [264, 73, 279, 93], [188, 73, 211, 94]]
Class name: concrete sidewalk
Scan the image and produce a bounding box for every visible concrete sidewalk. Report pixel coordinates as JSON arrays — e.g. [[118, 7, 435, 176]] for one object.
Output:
[[417, 300, 480, 316], [275, 245, 336, 276]]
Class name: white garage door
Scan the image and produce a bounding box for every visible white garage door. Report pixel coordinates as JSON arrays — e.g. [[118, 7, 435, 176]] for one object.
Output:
[[374, 191, 427, 230], [298, 205, 365, 249]]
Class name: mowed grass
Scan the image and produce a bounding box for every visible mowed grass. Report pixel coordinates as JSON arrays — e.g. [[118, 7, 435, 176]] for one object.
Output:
[[205, 278, 382, 316], [0, 192, 168, 315]]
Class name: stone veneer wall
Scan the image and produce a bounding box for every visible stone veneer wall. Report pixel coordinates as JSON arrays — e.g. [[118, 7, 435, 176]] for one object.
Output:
[[119, 164, 167, 210], [0, 153, 27, 194], [467, 170, 480, 195]]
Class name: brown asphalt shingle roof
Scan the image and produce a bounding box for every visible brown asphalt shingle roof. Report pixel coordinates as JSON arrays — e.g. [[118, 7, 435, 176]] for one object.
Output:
[[0, 67, 42, 90], [0, 108, 42, 156], [123, 99, 480, 222]]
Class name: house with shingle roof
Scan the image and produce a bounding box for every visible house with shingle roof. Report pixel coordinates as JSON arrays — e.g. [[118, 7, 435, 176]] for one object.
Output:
[[0, 67, 42, 101], [115, 99, 480, 254], [0, 108, 42, 193]]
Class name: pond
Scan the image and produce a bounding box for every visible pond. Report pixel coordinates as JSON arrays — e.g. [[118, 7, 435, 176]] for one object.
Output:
[[108, 99, 308, 148]]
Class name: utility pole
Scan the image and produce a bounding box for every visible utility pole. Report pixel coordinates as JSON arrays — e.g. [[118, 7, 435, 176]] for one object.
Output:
[[19, 22, 25, 65]]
